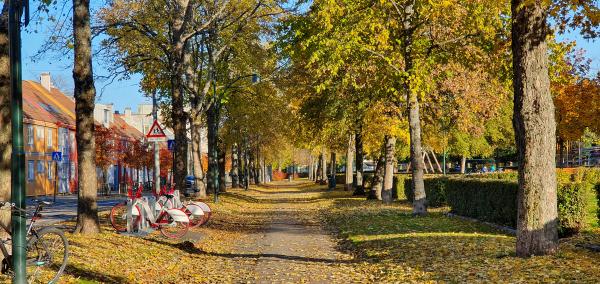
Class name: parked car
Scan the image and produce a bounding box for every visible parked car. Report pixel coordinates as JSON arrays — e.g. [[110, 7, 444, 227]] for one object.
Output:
[[184, 175, 199, 197]]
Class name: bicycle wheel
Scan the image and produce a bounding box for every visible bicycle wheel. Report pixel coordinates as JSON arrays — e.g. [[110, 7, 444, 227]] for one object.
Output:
[[159, 213, 189, 239], [195, 202, 212, 226], [26, 227, 68, 284], [110, 202, 140, 232]]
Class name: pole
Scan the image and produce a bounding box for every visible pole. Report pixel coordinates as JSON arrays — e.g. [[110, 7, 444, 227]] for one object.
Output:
[[54, 160, 58, 202], [9, 0, 26, 282], [213, 72, 219, 203], [152, 92, 160, 195]]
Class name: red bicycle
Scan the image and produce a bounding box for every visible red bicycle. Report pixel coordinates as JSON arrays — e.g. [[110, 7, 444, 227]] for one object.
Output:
[[110, 184, 190, 238], [154, 184, 212, 228]]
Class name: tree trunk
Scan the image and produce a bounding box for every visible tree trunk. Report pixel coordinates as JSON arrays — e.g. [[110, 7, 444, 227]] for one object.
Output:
[[400, 0, 426, 215], [218, 142, 226, 192], [73, 0, 100, 234], [320, 152, 327, 182], [207, 102, 219, 194], [313, 159, 318, 182], [261, 157, 266, 183], [353, 128, 365, 195], [315, 153, 323, 183], [231, 143, 239, 188], [511, 0, 558, 256], [345, 134, 354, 191], [460, 155, 467, 174], [382, 136, 396, 204], [237, 142, 243, 186], [0, 2, 12, 244], [253, 148, 260, 184], [368, 148, 385, 200], [558, 138, 564, 168], [308, 156, 313, 181], [190, 118, 206, 198], [171, 76, 188, 193], [244, 142, 250, 189], [248, 148, 255, 184], [330, 152, 336, 176]]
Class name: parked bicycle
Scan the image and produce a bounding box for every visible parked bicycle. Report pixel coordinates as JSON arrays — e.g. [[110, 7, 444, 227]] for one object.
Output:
[[0, 200, 68, 284], [154, 184, 212, 228], [109, 185, 190, 238]]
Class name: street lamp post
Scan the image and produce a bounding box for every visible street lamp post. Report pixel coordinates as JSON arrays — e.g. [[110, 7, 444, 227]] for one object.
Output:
[[9, 0, 28, 283]]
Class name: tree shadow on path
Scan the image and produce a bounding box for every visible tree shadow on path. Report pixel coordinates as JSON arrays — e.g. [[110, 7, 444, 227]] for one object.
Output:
[[146, 239, 358, 265]]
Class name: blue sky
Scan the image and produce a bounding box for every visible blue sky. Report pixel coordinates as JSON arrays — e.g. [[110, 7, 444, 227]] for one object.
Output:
[[20, 7, 598, 113]]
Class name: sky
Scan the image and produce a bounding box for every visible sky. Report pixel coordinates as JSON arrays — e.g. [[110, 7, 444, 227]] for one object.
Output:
[[19, 5, 599, 114]]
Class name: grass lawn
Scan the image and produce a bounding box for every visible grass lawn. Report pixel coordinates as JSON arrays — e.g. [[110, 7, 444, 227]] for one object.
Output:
[[321, 197, 600, 283]]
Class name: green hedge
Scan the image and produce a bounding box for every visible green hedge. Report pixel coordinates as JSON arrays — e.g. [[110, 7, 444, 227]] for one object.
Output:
[[402, 176, 447, 207], [444, 178, 517, 228], [465, 172, 518, 180], [441, 177, 590, 236], [557, 182, 590, 236], [596, 183, 600, 223]]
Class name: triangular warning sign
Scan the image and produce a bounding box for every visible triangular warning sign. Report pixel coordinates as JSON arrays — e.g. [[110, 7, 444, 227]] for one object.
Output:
[[146, 120, 167, 138]]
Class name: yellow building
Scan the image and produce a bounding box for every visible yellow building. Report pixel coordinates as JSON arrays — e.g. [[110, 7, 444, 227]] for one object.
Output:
[[23, 75, 77, 196]]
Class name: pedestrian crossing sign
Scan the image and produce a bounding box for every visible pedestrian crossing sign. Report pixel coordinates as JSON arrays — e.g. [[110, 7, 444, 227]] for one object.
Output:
[[146, 120, 167, 141], [52, 152, 62, 162]]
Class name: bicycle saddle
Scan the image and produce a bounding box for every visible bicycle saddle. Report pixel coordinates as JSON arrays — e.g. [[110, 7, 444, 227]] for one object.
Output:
[[32, 200, 52, 205]]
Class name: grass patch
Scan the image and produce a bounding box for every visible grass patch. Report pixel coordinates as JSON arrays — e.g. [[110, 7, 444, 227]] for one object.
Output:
[[322, 196, 600, 283]]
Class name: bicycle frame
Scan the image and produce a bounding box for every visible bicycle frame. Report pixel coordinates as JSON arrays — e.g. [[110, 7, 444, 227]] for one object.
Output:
[[129, 196, 189, 228], [0, 202, 46, 269]]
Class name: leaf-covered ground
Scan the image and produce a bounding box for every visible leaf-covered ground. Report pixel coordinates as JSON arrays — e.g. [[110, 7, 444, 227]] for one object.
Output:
[[322, 195, 600, 283], [1, 180, 598, 283]]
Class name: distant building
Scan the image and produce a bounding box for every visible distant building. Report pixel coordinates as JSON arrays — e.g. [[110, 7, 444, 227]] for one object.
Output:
[[22, 73, 150, 196], [121, 104, 175, 140], [23, 73, 77, 196]]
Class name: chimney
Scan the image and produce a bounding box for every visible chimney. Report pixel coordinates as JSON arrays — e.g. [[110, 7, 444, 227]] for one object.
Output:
[[40, 72, 52, 91], [114, 110, 120, 115]]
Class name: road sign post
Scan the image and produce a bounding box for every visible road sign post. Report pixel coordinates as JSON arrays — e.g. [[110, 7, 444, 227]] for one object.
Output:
[[167, 139, 175, 186], [52, 152, 62, 202], [146, 120, 167, 191]]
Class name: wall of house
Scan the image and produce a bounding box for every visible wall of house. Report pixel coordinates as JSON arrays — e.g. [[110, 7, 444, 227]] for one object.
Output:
[[23, 121, 77, 196], [24, 122, 57, 196]]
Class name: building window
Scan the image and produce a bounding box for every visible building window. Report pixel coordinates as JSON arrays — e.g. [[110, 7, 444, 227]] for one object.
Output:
[[58, 128, 65, 148], [71, 162, 75, 180], [27, 161, 34, 181], [48, 161, 53, 180], [104, 109, 109, 124], [36, 126, 44, 141], [37, 161, 45, 175], [47, 128, 53, 148], [27, 125, 33, 146]]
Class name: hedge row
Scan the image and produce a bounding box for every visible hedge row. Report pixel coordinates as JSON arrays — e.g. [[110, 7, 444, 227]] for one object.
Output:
[[400, 175, 593, 236]]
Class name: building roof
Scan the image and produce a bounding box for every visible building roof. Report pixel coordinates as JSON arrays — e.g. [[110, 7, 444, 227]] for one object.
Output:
[[113, 114, 145, 141], [23, 80, 144, 142], [23, 80, 76, 128]]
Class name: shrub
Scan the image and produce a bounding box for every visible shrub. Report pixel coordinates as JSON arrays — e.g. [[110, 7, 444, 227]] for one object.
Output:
[[402, 176, 447, 207], [596, 183, 600, 223], [335, 174, 346, 185], [465, 172, 518, 181], [443, 177, 590, 236], [557, 182, 590, 236], [444, 178, 518, 227], [393, 175, 410, 200]]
